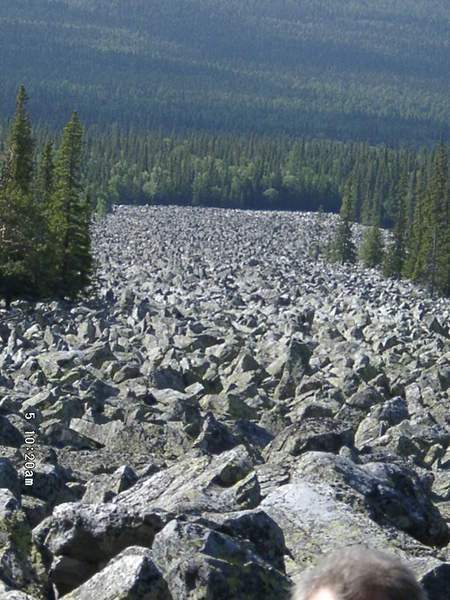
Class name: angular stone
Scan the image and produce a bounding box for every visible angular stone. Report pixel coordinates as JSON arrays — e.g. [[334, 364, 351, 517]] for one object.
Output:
[[265, 418, 353, 460], [152, 518, 291, 599], [83, 465, 138, 503], [33, 502, 171, 595], [60, 546, 170, 600]]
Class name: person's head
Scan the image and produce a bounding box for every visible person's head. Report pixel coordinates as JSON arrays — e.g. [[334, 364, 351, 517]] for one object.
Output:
[[293, 546, 427, 600]]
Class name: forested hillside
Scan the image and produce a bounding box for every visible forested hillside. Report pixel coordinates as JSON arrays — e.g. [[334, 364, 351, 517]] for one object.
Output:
[[1, 0, 450, 143]]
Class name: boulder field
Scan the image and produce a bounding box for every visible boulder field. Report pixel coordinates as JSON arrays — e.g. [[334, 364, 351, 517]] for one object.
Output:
[[0, 206, 449, 599]]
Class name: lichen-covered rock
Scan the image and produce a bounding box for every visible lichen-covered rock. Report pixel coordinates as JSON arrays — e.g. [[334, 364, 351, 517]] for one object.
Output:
[[152, 517, 292, 599], [292, 451, 449, 546], [32, 502, 172, 595], [61, 546, 171, 600], [82, 465, 138, 503], [0, 506, 48, 598], [261, 481, 448, 585], [264, 418, 353, 460], [114, 446, 261, 515]]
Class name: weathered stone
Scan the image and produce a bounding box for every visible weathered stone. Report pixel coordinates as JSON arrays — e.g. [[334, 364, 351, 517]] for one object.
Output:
[[33, 502, 171, 594], [293, 452, 449, 547], [346, 386, 384, 410], [1, 206, 449, 598], [152, 517, 291, 599], [37, 351, 79, 380], [273, 337, 312, 400], [264, 418, 353, 460], [83, 465, 138, 503], [60, 546, 171, 600], [192, 412, 238, 455], [114, 446, 260, 515]]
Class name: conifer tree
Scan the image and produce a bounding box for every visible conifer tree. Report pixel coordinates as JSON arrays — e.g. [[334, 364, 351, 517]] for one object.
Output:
[[8, 85, 34, 194], [403, 144, 449, 294], [360, 225, 384, 268], [403, 170, 425, 279], [340, 176, 357, 221], [0, 187, 41, 304], [422, 144, 450, 295], [0, 86, 42, 305], [48, 112, 92, 297], [329, 216, 356, 265], [383, 172, 407, 278]]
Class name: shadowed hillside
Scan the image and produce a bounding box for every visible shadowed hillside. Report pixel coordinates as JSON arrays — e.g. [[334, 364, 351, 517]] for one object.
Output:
[[1, 0, 450, 143]]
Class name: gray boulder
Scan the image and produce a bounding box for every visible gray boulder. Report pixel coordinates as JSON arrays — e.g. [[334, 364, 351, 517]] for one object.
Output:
[[61, 546, 171, 600], [264, 418, 353, 460], [293, 452, 449, 547], [83, 465, 138, 503], [33, 502, 171, 595], [152, 517, 291, 599]]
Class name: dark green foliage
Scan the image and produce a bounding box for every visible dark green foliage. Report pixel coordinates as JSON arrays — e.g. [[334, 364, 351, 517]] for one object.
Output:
[[0, 186, 42, 304], [383, 173, 408, 278], [36, 141, 54, 206], [76, 130, 426, 222], [329, 217, 356, 265], [48, 113, 92, 297], [0, 87, 42, 303], [7, 85, 34, 194], [1, 1, 450, 144], [0, 89, 91, 304], [383, 240, 404, 279], [405, 144, 450, 295], [340, 178, 358, 222], [360, 226, 384, 269]]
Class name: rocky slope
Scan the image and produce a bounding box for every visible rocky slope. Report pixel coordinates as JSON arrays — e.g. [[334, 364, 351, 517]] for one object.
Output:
[[0, 206, 449, 599]]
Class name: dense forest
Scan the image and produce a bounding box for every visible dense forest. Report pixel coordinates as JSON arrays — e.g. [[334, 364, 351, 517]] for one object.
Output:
[[1, 0, 450, 144], [1, 125, 431, 224], [80, 131, 427, 227]]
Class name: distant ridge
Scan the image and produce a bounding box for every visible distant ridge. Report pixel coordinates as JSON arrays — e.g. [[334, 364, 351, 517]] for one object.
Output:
[[0, 0, 449, 144]]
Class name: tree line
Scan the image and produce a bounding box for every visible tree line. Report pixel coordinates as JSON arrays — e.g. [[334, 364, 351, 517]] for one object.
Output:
[[329, 143, 450, 297], [0, 87, 91, 305], [0, 118, 442, 228], [74, 129, 428, 226]]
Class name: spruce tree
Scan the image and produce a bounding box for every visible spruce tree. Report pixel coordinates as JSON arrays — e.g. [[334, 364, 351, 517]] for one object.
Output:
[[329, 216, 356, 264], [0, 187, 41, 304], [340, 176, 357, 221], [0, 86, 43, 305], [425, 144, 450, 295], [383, 172, 407, 278], [407, 144, 449, 295], [359, 225, 384, 268], [403, 170, 423, 279], [48, 112, 92, 297], [8, 85, 34, 194]]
